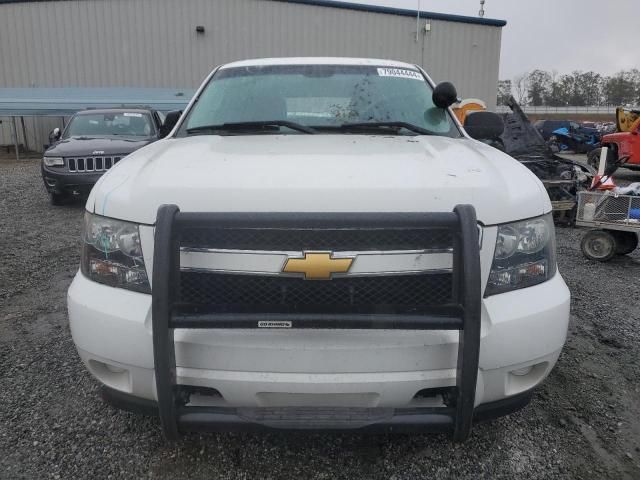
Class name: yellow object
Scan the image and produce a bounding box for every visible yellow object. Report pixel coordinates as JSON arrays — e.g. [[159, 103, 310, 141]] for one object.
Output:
[[453, 98, 487, 124], [283, 252, 354, 280], [616, 107, 640, 133]]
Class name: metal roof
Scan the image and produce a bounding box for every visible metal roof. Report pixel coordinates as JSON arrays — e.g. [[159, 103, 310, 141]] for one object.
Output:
[[0, 88, 194, 116], [277, 0, 506, 27], [0, 0, 507, 27], [221, 57, 420, 69]]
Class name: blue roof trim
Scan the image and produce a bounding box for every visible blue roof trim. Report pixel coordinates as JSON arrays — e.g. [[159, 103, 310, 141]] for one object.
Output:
[[0, 0, 507, 27], [276, 0, 507, 27]]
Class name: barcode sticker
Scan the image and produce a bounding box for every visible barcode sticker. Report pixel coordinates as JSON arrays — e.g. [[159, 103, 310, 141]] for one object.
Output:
[[377, 68, 423, 80], [258, 321, 292, 328]]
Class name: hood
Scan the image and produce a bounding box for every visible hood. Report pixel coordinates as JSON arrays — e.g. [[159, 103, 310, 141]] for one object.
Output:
[[88, 135, 551, 226], [46, 136, 154, 157]]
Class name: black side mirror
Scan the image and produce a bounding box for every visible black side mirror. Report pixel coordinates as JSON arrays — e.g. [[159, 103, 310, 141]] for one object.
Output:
[[159, 110, 182, 138], [49, 127, 61, 144], [432, 82, 458, 109], [463, 111, 505, 140]]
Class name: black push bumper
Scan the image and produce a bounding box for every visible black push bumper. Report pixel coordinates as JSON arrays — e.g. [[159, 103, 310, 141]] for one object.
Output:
[[41, 165, 102, 196], [101, 385, 534, 432], [151, 205, 483, 442]]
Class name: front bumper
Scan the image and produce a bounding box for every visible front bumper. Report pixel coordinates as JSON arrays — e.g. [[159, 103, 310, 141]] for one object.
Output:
[[41, 165, 103, 196], [69, 207, 570, 440], [69, 270, 569, 407]]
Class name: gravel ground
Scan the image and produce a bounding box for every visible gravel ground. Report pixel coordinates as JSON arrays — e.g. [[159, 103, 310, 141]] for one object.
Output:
[[1, 158, 639, 480]]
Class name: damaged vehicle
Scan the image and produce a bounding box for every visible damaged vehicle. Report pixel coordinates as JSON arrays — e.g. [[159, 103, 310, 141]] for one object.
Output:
[[547, 126, 600, 154], [499, 97, 593, 223], [588, 107, 640, 172]]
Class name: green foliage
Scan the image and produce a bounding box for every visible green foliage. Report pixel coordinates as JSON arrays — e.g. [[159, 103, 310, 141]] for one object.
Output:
[[497, 80, 512, 106], [499, 69, 639, 107]]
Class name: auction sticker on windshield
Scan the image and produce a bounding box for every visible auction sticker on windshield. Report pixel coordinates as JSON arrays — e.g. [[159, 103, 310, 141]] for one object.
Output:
[[377, 68, 422, 80]]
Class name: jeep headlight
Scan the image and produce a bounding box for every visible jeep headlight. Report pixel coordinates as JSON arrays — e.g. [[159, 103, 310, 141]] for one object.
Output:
[[485, 214, 556, 296], [43, 156, 64, 167], [81, 212, 150, 293]]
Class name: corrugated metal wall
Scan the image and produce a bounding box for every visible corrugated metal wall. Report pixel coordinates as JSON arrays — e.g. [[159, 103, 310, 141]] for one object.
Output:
[[0, 116, 65, 152], [0, 0, 502, 150]]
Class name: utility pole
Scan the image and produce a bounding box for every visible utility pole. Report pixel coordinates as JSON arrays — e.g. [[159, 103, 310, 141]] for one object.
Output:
[[479, 0, 485, 18]]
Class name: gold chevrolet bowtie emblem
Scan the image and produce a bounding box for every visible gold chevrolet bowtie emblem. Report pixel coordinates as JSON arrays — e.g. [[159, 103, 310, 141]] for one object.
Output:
[[283, 252, 354, 280]]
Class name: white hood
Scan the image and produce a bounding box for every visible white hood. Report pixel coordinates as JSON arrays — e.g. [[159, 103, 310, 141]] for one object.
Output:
[[87, 134, 551, 225]]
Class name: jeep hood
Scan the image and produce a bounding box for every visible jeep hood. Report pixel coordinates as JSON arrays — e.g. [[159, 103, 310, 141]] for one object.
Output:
[[88, 135, 551, 225], [46, 136, 154, 157]]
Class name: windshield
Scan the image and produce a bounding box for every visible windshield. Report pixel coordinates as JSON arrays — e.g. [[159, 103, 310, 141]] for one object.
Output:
[[178, 64, 461, 137], [63, 112, 154, 138]]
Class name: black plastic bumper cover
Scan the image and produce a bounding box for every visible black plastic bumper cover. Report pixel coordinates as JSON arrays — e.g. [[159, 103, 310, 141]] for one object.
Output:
[[100, 385, 534, 433], [41, 165, 102, 195]]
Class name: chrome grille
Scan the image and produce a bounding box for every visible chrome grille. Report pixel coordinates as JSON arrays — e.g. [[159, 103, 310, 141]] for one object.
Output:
[[67, 155, 124, 172]]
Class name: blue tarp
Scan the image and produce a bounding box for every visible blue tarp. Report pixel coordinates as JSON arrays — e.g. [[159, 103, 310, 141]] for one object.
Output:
[[0, 88, 195, 116]]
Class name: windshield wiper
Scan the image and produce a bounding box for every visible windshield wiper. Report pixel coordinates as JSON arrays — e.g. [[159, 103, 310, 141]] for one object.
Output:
[[186, 121, 316, 135], [334, 122, 436, 135]]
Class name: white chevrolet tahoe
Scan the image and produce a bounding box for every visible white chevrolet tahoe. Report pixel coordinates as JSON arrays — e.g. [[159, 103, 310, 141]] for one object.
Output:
[[68, 58, 570, 442]]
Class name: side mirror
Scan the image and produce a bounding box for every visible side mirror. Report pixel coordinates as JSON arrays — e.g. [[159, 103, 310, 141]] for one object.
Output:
[[49, 127, 61, 144], [432, 82, 458, 109], [159, 110, 182, 138], [463, 111, 505, 140]]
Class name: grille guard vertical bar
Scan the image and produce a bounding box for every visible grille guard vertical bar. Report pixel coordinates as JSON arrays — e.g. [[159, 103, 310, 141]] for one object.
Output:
[[452, 205, 482, 442], [152, 204, 181, 442]]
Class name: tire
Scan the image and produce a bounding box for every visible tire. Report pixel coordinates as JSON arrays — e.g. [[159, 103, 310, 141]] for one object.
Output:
[[587, 148, 602, 169], [610, 230, 639, 255], [581, 229, 617, 262], [588, 147, 619, 175], [49, 192, 68, 206]]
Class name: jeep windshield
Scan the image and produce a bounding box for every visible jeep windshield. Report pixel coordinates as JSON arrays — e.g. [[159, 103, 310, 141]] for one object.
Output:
[[63, 112, 154, 139], [178, 64, 461, 137]]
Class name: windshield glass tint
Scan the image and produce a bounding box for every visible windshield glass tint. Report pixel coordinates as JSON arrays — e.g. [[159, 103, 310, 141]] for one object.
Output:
[[180, 65, 460, 137], [64, 112, 153, 138]]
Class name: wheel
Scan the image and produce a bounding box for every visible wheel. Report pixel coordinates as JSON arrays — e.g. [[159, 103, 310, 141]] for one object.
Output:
[[581, 229, 617, 262], [49, 192, 68, 206], [588, 147, 618, 174], [587, 148, 601, 169], [609, 230, 639, 255]]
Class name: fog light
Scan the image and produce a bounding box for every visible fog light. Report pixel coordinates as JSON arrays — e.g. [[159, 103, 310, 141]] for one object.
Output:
[[511, 366, 533, 376], [105, 364, 126, 374]]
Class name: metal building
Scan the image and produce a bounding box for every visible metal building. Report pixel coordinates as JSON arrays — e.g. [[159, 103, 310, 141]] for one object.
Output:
[[0, 0, 506, 152]]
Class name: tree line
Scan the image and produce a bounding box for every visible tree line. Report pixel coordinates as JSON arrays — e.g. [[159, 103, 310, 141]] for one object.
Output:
[[498, 69, 640, 107]]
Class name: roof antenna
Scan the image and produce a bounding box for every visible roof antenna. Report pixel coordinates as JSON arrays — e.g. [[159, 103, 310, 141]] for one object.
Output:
[[416, 0, 421, 42], [479, 0, 486, 18]]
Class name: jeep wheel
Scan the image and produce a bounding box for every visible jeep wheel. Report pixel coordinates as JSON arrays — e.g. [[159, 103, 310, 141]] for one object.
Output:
[[581, 229, 617, 262], [49, 192, 68, 206]]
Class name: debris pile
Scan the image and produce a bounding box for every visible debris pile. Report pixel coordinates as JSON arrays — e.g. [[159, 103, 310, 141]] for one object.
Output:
[[499, 97, 593, 223]]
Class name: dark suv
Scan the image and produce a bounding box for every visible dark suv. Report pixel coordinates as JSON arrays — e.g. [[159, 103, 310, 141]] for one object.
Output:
[[41, 108, 165, 205]]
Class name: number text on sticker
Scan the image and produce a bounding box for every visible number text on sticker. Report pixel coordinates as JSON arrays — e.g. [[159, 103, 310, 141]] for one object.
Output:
[[377, 68, 423, 81]]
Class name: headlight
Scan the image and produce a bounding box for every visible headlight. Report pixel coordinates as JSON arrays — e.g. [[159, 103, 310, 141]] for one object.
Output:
[[485, 214, 556, 296], [81, 212, 150, 293], [43, 156, 64, 167]]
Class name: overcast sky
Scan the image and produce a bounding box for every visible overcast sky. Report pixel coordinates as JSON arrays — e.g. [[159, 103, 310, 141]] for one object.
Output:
[[349, 0, 638, 80]]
